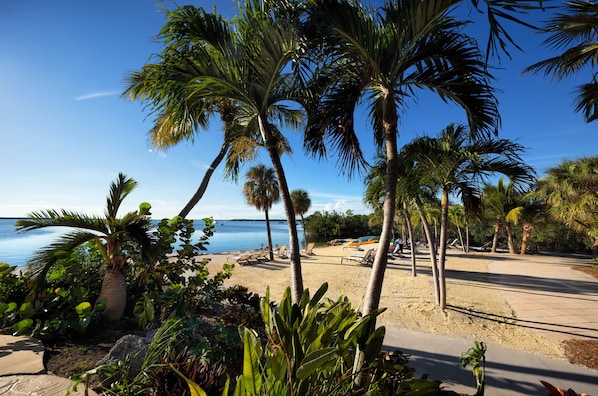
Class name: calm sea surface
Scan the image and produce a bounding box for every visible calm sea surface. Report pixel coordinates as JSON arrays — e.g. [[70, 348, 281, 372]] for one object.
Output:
[[0, 218, 302, 267]]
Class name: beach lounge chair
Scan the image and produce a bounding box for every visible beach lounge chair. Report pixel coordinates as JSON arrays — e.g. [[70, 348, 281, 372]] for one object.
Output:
[[341, 248, 375, 266], [231, 254, 259, 266], [275, 245, 288, 259], [301, 242, 315, 256]]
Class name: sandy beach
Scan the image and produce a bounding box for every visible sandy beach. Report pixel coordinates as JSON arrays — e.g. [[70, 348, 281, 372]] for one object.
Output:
[[200, 243, 589, 360]]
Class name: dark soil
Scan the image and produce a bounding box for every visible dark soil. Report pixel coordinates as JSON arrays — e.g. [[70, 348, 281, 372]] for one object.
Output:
[[42, 266, 598, 385], [44, 319, 144, 381]]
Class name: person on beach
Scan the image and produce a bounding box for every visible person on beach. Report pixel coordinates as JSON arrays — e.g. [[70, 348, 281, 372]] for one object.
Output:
[[391, 237, 404, 256]]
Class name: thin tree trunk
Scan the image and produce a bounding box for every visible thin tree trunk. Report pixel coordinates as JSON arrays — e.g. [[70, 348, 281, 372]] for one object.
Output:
[[300, 214, 308, 250], [265, 209, 274, 261], [520, 222, 533, 255], [456, 223, 464, 251], [178, 142, 227, 218], [414, 198, 439, 305], [402, 203, 416, 277], [258, 116, 303, 303], [465, 223, 470, 253], [439, 190, 450, 310], [491, 222, 500, 252], [505, 222, 516, 254]]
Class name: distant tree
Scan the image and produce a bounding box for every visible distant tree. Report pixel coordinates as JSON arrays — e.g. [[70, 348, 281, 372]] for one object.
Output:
[[524, 0, 598, 123], [15, 173, 154, 322], [535, 156, 598, 257], [482, 178, 523, 254], [243, 165, 280, 260], [291, 189, 311, 249]]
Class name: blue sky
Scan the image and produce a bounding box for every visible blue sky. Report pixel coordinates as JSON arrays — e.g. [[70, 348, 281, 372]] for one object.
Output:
[[1, 1, 597, 220]]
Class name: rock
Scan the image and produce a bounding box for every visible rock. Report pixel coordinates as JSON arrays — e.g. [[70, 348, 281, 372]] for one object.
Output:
[[96, 333, 153, 386]]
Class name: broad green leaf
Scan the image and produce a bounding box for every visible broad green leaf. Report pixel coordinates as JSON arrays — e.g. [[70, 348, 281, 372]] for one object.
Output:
[[296, 347, 338, 379], [12, 318, 34, 335], [242, 327, 262, 394], [75, 302, 92, 315], [309, 282, 328, 307]]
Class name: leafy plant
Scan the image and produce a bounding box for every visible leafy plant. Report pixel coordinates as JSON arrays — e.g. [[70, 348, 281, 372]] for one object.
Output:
[[461, 341, 487, 396]]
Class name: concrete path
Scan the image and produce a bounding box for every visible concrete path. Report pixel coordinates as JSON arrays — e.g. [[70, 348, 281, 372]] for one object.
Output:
[[382, 252, 598, 395]]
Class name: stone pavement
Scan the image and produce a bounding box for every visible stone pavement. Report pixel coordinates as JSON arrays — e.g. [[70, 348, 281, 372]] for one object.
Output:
[[0, 334, 97, 395]]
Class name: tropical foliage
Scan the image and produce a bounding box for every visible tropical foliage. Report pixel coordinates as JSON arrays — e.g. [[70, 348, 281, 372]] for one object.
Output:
[[291, 189, 312, 249], [305, 211, 382, 243], [535, 156, 598, 256], [525, 0, 598, 122], [15, 173, 155, 322]]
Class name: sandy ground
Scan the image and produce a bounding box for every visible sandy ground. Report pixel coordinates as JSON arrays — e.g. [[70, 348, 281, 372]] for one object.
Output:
[[201, 243, 565, 360]]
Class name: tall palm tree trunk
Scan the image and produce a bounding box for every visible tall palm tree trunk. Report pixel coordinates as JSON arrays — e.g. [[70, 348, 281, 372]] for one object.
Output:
[[354, 94, 398, 390], [415, 199, 440, 305], [300, 214, 308, 250], [491, 222, 500, 252], [264, 208, 274, 261], [258, 116, 303, 303], [402, 203, 416, 277], [520, 222, 533, 254], [178, 142, 228, 218], [439, 190, 450, 310], [505, 222, 516, 253]]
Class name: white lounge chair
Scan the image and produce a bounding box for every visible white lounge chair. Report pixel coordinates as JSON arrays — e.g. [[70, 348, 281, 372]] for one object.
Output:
[[341, 248, 375, 266]]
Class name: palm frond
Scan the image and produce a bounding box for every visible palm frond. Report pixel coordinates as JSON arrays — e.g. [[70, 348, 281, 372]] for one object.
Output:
[[25, 230, 101, 294]]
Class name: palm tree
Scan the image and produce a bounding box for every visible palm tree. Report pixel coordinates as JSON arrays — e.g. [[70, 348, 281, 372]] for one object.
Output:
[[482, 178, 524, 253], [304, 4, 505, 382], [401, 124, 535, 309], [506, 192, 546, 255], [15, 173, 154, 322], [243, 165, 280, 260], [291, 189, 311, 250], [524, 0, 598, 123], [305, 1, 500, 337], [535, 156, 598, 256], [131, 2, 307, 302], [124, 11, 265, 219]]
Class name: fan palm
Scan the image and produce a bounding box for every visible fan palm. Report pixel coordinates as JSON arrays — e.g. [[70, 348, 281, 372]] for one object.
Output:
[[524, 0, 598, 122], [535, 156, 598, 254], [243, 165, 280, 260], [401, 123, 535, 309], [15, 173, 154, 322], [290, 189, 311, 250]]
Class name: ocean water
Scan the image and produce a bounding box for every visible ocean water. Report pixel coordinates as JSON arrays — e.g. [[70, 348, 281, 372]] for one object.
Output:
[[0, 218, 302, 267]]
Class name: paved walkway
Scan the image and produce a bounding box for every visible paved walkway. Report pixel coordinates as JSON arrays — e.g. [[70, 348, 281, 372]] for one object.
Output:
[[0, 252, 597, 395], [382, 251, 598, 395]]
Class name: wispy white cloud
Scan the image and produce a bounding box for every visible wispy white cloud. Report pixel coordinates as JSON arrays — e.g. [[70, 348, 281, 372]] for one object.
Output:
[[74, 91, 120, 101]]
